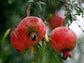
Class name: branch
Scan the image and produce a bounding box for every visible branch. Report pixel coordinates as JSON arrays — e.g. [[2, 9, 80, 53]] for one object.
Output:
[[61, 0, 84, 33], [75, 21, 84, 32]]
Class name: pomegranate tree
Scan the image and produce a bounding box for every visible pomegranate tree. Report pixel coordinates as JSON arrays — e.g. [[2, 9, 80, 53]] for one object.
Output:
[[50, 26, 77, 59], [11, 16, 46, 52]]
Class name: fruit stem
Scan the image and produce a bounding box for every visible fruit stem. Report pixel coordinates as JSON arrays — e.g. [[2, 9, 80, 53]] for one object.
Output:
[[29, 32, 38, 41], [63, 50, 72, 59]]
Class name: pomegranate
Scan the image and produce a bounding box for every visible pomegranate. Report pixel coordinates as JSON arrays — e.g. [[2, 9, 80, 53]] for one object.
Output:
[[11, 16, 46, 52], [48, 13, 65, 30], [50, 26, 77, 59]]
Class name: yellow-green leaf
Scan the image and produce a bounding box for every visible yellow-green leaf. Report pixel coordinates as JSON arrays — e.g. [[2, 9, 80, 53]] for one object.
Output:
[[2, 28, 11, 44]]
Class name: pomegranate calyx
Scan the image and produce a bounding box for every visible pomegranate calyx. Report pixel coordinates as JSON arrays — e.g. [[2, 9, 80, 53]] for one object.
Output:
[[63, 50, 72, 59], [29, 32, 38, 41]]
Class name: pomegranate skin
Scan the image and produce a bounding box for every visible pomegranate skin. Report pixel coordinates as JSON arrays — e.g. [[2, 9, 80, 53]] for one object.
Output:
[[11, 28, 26, 52], [50, 26, 77, 52], [48, 14, 65, 30], [11, 16, 46, 52]]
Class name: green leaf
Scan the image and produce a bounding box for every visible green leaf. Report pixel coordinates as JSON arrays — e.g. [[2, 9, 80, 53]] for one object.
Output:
[[39, 50, 43, 62], [39, 1, 46, 5], [44, 21, 48, 26], [46, 14, 52, 20], [38, 41, 43, 47], [21, 49, 28, 56], [38, 4, 42, 12], [2, 28, 11, 44], [64, 19, 68, 26], [68, 14, 73, 21], [35, 1, 46, 12], [27, 0, 34, 3], [72, 0, 75, 3]]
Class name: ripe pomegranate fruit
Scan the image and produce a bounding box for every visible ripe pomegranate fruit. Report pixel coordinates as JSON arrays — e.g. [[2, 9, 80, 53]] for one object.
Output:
[[48, 13, 65, 30], [11, 16, 46, 52], [50, 26, 77, 59]]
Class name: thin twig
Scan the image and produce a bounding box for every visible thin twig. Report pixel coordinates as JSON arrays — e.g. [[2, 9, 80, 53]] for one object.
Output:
[[27, 4, 31, 16], [77, 18, 84, 27], [75, 21, 84, 32]]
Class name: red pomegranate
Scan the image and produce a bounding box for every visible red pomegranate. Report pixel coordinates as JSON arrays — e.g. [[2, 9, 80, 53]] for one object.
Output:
[[50, 26, 77, 59], [11, 16, 46, 52], [48, 13, 65, 30]]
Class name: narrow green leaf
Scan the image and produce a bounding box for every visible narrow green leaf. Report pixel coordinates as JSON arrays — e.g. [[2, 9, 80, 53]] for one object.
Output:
[[39, 1, 46, 5], [64, 19, 68, 26], [38, 4, 42, 12], [39, 41, 43, 47], [46, 14, 52, 20], [44, 21, 48, 26], [72, 15, 76, 20], [39, 50, 43, 62], [2, 28, 11, 44]]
